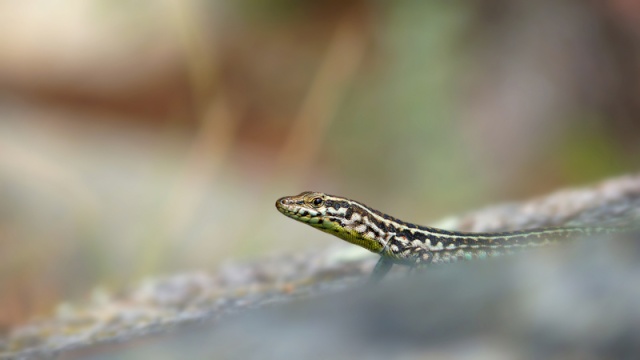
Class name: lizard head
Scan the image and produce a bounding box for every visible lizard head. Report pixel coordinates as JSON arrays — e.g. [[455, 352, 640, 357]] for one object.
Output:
[[276, 191, 386, 253]]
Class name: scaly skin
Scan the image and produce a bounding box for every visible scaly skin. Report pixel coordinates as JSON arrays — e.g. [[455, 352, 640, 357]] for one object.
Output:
[[276, 191, 618, 280]]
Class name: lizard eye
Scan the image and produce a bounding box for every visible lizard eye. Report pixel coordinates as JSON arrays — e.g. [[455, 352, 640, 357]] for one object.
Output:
[[312, 197, 323, 207]]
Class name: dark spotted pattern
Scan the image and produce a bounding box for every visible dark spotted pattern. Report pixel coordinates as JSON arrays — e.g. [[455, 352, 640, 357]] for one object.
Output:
[[277, 191, 621, 279]]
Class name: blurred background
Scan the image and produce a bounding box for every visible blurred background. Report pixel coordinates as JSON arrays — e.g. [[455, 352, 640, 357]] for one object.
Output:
[[0, 0, 639, 330]]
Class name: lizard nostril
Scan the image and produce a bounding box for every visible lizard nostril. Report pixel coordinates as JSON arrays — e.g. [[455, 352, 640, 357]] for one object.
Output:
[[276, 198, 288, 208]]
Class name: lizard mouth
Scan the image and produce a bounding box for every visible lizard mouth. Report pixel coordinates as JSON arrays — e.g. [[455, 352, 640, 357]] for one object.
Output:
[[275, 198, 313, 222]]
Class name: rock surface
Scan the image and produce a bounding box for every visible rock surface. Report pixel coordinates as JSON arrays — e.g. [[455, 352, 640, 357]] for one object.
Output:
[[2, 174, 640, 359]]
